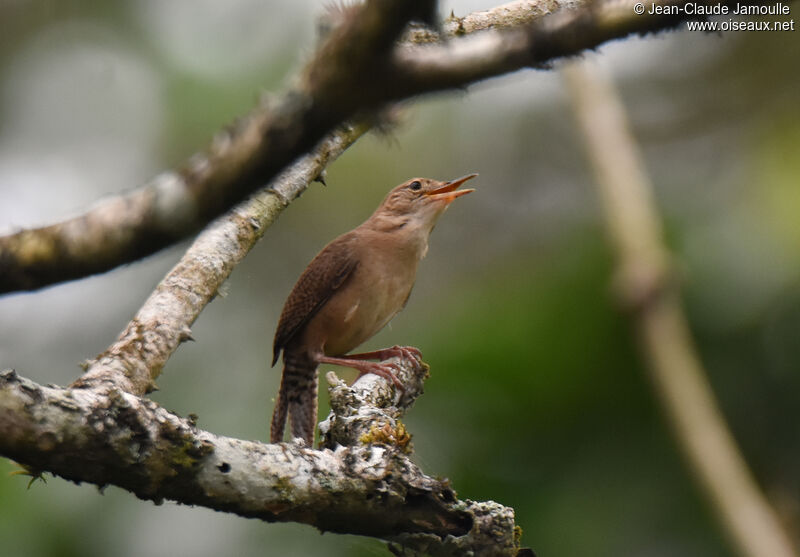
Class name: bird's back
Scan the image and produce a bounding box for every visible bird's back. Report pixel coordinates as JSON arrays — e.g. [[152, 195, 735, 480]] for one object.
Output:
[[272, 232, 360, 365]]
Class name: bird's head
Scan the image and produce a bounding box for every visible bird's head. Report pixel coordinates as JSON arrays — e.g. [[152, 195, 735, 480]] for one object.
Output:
[[372, 174, 477, 233]]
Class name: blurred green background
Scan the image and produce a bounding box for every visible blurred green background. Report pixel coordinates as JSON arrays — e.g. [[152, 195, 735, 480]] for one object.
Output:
[[1, 1, 799, 556]]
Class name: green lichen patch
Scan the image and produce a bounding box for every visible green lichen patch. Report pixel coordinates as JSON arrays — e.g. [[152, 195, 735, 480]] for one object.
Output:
[[359, 420, 412, 454]]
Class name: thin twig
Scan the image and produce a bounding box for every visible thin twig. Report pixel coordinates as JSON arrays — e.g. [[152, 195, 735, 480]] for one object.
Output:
[[563, 59, 798, 557]]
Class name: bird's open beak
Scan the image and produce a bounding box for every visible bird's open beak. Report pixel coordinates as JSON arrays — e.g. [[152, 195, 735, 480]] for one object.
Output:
[[425, 173, 477, 203]]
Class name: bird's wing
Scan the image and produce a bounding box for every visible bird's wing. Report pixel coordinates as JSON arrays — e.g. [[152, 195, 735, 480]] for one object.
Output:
[[272, 235, 359, 365]]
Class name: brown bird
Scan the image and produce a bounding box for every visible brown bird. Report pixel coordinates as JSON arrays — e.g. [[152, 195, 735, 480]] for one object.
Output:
[[270, 174, 477, 444]]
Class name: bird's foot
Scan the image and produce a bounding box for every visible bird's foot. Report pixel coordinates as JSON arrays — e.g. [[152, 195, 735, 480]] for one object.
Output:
[[355, 361, 405, 390], [317, 355, 406, 390], [391, 345, 422, 367], [345, 345, 423, 367]]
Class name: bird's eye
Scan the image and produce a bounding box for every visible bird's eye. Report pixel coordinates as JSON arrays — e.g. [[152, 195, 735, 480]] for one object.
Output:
[[409, 181, 422, 191]]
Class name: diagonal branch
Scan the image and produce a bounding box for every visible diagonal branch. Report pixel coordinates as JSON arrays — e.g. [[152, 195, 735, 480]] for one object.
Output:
[[391, 0, 785, 94], [0, 0, 758, 294], [563, 60, 798, 557], [0, 0, 433, 294], [392, 0, 683, 94], [71, 123, 368, 395]]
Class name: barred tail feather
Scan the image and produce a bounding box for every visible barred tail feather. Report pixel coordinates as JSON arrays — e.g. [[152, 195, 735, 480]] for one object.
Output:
[[289, 369, 318, 444], [270, 356, 318, 445], [270, 387, 289, 443]]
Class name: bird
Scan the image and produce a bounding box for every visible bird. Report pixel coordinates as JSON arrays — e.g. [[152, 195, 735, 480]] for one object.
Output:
[[270, 174, 477, 445]]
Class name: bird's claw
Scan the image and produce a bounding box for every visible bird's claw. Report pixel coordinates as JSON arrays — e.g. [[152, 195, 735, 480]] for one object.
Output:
[[389, 345, 423, 367], [358, 361, 405, 391]]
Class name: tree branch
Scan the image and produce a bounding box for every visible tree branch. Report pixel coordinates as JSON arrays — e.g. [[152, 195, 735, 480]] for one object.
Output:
[[563, 60, 799, 557], [71, 123, 368, 395], [0, 0, 433, 294], [407, 0, 566, 43], [2, 362, 526, 557], [0, 0, 752, 294]]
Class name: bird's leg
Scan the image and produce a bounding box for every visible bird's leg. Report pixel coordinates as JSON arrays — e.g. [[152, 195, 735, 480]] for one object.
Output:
[[341, 345, 423, 366], [317, 355, 405, 390]]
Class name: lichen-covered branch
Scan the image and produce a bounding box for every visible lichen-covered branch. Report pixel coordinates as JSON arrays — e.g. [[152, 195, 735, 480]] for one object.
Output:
[[71, 123, 368, 395], [0, 0, 750, 294], [320, 357, 430, 450], [1, 367, 526, 556], [563, 60, 798, 557]]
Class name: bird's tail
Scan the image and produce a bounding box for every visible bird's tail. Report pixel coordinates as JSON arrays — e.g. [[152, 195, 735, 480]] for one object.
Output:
[[270, 355, 319, 445]]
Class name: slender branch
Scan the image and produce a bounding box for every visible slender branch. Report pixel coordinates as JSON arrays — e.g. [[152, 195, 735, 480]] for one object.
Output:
[[71, 123, 368, 395], [563, 60, 798, 557], [0, 0, 757, 294], [405, 0, 569, 43], [392, 0, 780, 95], [2, 363, 525, 557]]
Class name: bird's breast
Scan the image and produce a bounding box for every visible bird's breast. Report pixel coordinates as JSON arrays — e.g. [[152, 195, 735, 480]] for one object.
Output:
[[313, 251, 418, 357]]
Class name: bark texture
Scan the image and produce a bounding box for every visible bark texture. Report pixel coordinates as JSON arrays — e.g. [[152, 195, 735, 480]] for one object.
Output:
[[2, 364, 524, 556]]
